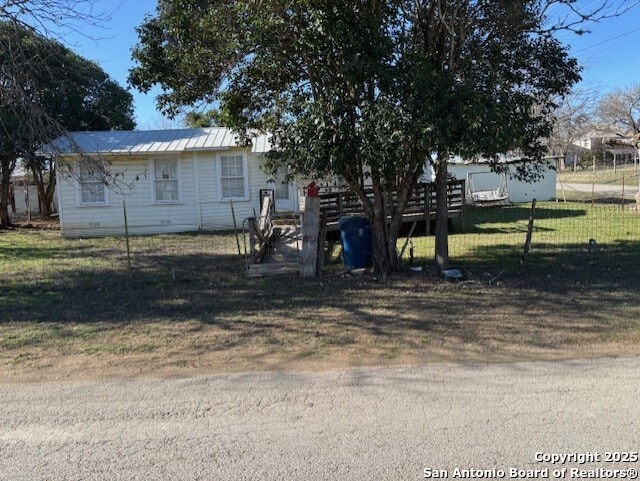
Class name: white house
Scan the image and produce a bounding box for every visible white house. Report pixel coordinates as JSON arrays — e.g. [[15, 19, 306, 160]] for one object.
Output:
[[571, 131, 638, 169], [48, 128, 298, 238]]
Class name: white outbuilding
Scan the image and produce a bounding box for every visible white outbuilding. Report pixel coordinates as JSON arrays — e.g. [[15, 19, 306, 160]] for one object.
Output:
[[426, 156, 557, 205]]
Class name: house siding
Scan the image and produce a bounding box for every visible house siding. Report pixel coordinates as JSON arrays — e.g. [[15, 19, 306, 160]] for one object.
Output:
[[56, 147, 281, 237]]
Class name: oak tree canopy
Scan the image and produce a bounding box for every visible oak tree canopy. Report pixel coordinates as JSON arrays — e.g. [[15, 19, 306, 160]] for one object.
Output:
[[130, 1, 625, 275]]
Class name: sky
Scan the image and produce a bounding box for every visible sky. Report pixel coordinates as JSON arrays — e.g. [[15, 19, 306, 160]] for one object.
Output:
[[555, 1, 640, 92], [62, 0, 640, 130], [62, 0, 163, 129]]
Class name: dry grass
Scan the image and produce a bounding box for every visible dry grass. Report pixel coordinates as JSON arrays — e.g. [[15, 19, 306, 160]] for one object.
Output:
[[2, 215, 640, 383]]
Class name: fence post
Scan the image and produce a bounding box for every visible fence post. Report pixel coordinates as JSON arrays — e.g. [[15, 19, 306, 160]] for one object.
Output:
[[317, 212, 327, 273], [520, 199, 537, 267], [123, 200, 131, 271], [229, 201, 242, 259]]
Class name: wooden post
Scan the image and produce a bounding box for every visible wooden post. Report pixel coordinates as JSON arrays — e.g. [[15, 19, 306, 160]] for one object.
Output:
[[460, 179, 466, 233], [317, 212, 327, 273], [300, 196, 320, 277], [229, 201, 243, 258], [621, 174, 625, 209], [425, 183, 431, 236], [123, 200, 131, 271], [249, 219, 256, 262], [520, 199, 537, 267]]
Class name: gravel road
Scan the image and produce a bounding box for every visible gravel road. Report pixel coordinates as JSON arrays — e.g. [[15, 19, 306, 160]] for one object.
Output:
[[2, 357, 639, 480]]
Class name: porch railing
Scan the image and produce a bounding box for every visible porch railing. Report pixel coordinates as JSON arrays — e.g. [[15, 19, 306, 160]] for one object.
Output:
[[316, 180, 465, 233]]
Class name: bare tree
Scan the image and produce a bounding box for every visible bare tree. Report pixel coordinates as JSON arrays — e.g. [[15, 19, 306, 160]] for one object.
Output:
[[599, 84, 640, 137], [598, 84, 640, 166], [0, 1, 133, 226], [540, 0, 639, 34], [0, 0, 112, 39], [548, 87, 600, 170]]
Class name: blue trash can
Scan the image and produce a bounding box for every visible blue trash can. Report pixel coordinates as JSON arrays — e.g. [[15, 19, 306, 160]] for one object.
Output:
[[338, 216, 373, 269]]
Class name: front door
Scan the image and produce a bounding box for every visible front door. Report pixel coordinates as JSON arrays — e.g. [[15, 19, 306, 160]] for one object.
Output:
[[274, 179, 294, 212]]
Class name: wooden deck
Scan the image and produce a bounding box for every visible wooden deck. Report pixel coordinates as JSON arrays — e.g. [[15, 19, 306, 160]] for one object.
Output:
[[245, 180, 465, 277], [318, 180, 465, 233]]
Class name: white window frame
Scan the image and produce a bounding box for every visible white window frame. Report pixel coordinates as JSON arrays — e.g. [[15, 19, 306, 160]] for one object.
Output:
[[76, 161, 108, 207], [150, 157, 182, 204], [217, 153, 249, 202]]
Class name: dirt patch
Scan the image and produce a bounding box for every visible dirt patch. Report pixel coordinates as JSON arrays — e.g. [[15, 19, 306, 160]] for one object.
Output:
[[3, 272, 640, 384], [3, 226, 640, 384]]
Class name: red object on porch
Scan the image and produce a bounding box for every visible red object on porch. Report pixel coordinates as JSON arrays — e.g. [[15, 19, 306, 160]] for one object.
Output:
[[306, 181, 319, 197]]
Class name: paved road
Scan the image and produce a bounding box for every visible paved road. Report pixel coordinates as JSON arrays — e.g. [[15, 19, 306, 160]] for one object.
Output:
[[2, 357, 639, 480], [558, 182, 639, 197]]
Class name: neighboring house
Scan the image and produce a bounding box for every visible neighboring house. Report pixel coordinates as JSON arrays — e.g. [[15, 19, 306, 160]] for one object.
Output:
[[47, 128, 298, 238], [571, 131, 638, 168], [425, 156, 557, 204]]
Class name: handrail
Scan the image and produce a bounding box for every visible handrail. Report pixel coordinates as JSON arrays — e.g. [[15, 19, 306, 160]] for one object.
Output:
[[242, 194, 274, 270]]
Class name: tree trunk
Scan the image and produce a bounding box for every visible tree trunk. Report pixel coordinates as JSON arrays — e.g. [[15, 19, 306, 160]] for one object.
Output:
[[559, 151, 567, 171], [29, 162, 56, 218], [343, 162, 422, 278], [0, 160, 13, 227], [434, 161, 449, 273], [0, 181, 11, 227], [369, 179, 392, 277], [348, 179, 406, 278]]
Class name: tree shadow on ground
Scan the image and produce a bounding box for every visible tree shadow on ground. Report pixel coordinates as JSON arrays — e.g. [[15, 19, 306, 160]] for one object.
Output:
[[2, 232, 640, 367]]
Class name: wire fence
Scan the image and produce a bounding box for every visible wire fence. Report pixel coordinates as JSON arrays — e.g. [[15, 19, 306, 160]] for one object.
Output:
[[0, 228, 244, 292], [409, 190, 640, 276], [2, 185, 640, 290]]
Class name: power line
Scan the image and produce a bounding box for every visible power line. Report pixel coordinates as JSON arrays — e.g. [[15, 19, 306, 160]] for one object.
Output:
[[572, 26, 640, 54]]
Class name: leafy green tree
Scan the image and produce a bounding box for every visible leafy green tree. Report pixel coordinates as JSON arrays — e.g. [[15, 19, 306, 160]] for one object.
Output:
[[130, 0, 622, 275], [184, 109, 232, 128], [1, 20, 135, 224], [26, 35, 135, 218]]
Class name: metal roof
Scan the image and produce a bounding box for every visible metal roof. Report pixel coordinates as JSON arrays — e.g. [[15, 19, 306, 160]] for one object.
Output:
[[43, 128, 271, 155]]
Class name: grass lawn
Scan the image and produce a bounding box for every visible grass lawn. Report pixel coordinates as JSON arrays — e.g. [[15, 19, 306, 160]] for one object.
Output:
[[2, 202, 640, 383]]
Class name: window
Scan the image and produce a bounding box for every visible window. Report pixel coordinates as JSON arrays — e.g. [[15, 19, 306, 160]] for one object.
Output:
[[153, 158, 180, 203], [219, 155, 248, 200], [78, 162, 107, 205]]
